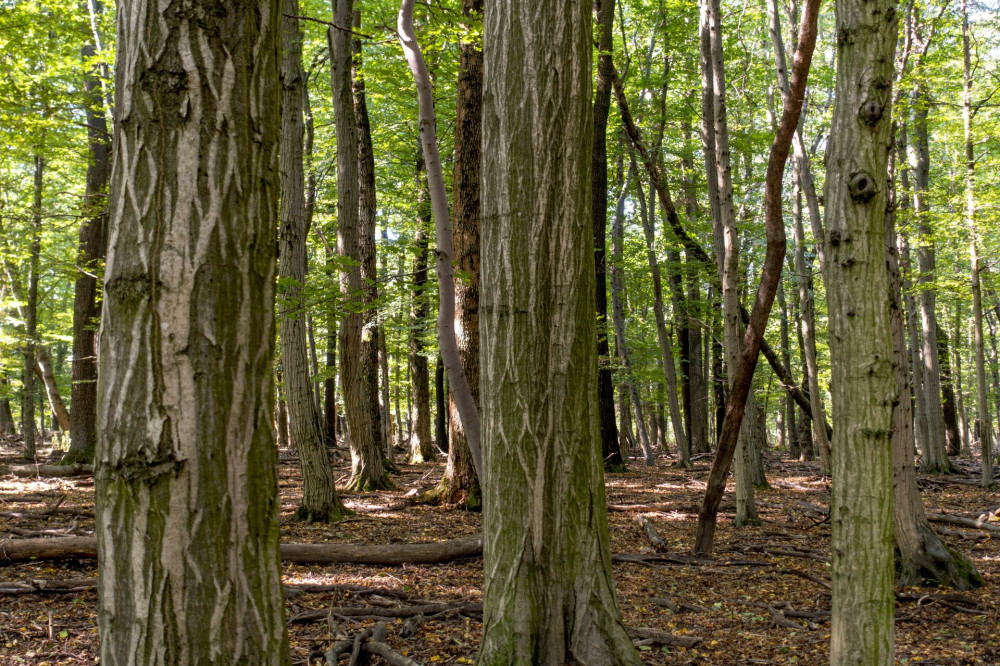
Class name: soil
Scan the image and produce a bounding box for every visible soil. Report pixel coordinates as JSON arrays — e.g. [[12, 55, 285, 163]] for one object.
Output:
[[1, 438, 997, 665]]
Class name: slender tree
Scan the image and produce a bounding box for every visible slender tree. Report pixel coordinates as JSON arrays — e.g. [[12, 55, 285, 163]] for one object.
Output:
[[96, 0, 289, 660], [478, 0, 639, 660]]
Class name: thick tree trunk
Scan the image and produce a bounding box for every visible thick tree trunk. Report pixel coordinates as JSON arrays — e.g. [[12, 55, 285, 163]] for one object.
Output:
[[280, 0, 345, 521], [426, 0, 482, 505], [353, 11, 387, 464], [65, 9, 110, 464], [593, 0, 624, 472], [434, 357, 448, 452], [331, 0, 385, 490], [479, 0, 640, 660], [938, 324, 961, 456], [824, 0, 898, 658], [96, 1, 290, 661]]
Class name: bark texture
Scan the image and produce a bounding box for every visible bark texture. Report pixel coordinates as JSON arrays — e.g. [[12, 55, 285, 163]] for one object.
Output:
[[479, 1, 639, 662], [331, 0, 385, 490], [824, 0, 898, 659], [96, 0, 289, 661], [280, 0, 345, 520]]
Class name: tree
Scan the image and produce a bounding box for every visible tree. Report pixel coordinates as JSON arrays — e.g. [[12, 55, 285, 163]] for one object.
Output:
[[331, 0, 385, 489], [478, 0, 639, 661], [279, 0, 346, 520], [95, 0, 289, 661], [592, 0, 625, 472], [824, 0, 898, 658]]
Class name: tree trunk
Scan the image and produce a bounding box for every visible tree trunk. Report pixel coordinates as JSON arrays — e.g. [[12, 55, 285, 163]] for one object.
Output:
[[886, 143, 982, 590], [687, 255, 709, 455], [910, 86, 954, 474], [824, 0, 897, 658], [65, 5, 110, 464], [423, 0, 482, 505], [0, 375, 15, 436], [479, 0, 640, 658], [324, 311, 338, 448], [777, 278, 796, 455], [276, 369, 289, 449], [96, 0, 290, 660], [610, 166, 654, 466], [34, 347, 70, 433], [634, 165, 688, 466], [434, 356, 448, 452], [938, 324, 961, 456], [331, 0, 385, 490], [22, 156, 42, 460], [354, 10, 387, 464], [962, 0, 994, 486], [953, 304, 972, 456], [593, 0, 624, 473], [280, 0, 345, 521], [408, 197, 433, 464]]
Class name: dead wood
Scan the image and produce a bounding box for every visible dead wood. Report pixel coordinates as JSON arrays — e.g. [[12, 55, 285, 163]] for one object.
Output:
[[292, 601, 482, 624], [638, 516, 667, 550], [0, 464, 93, 478], [926, 513, 1000, 535], [625, 626, 703, 648], [0, 578, 96, 595], [0, 534, 483, 566]]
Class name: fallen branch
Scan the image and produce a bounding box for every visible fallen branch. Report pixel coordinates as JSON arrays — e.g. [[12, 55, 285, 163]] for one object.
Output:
[[1, 534, 483, 566], [638, 516, 667, 550], [0, 464, 93, 478], [291, 602, 483, 624], [927, 513, 1000, 535], [625, 626, 702, 648], [0, 578, 96, 595]]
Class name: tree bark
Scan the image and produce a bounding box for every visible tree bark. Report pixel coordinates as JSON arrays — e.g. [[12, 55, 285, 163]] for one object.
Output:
[[479, 1, 640, 660], [33, 347, 69, 433], [910, 84, 953, 474], [824, 0, 898, 658], [331, 0, 385, 490], [886, 145, 982, 590], [408, 181, 434, 464], [593, 0, 625, 473], [429, 0, 482, 506], [434, 356, 448, 452], [21, 156, 42, 460], [280, 0, 346, 521], [354, 10, 387, 463], [65, 4, 110, 464], [96, 0, 290, 660], [938, 324, 961, 456]]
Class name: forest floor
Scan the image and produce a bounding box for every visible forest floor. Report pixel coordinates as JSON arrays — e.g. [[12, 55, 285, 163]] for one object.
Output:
[[0, 438, 998, 665]]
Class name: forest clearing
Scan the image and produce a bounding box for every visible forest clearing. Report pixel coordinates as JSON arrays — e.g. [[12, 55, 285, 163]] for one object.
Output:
[[1, 443, 998, 664]]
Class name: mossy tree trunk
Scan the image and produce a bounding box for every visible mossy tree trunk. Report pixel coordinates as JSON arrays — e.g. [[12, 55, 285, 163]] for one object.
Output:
[[96, 0, 290, 661], [824, 0, 898, 658], [478, 1, 640, 661]]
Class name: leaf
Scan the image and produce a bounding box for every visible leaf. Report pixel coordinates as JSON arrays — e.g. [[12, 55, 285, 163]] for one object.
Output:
[[58, 630, 68, 639]]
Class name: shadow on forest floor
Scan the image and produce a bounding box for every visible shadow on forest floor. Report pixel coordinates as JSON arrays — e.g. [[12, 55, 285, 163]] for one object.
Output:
[[1, 436, 998, 664]]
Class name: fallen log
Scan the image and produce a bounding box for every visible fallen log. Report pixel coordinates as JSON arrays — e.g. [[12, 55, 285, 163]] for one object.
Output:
[[1, 534, 484, 566], [927, 513, 1000, 535], [0, 464, 93, 478], [291, 602, 483, 624], [625, 626, 702, 648]]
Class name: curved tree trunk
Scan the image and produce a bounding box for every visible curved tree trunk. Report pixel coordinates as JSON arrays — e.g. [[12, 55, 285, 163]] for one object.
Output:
[[34, 347, 70, 433], [280, 0, 345, 521], [96, 0, 290, 660], [824, 0, 898, 659], [479, 0, 640, 660], [428, 0, 483, 506], [331, 0, 385, 491]]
